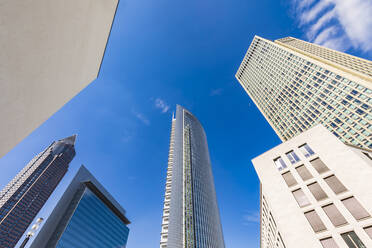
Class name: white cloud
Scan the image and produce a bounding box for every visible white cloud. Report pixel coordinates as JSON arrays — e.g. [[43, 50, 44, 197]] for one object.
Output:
[[313, 26, 337, 44], [306, 8, 336, 40], [332, 0, 372, 52], [299, 0, 331, 25], [154, 98, 170, 113], [133, 110, 150, 125], [210, 88, 223, 96], [243, 211, 260, 225], [292, 0, 372, 54], [296, 0, 317, 10]]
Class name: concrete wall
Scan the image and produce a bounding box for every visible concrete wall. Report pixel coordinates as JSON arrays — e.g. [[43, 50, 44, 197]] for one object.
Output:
[[252, 125, 372, 248], [0, 0, 118, 158]]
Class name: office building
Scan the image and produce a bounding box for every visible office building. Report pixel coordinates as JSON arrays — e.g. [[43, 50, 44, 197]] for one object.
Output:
[[30, 165, 130, 248], [0, 135, 76, 248], [0, 0, 119, 158], [236, 36, 372, 149], [160, 105, 225, 248], [252, 124, 372, 248]]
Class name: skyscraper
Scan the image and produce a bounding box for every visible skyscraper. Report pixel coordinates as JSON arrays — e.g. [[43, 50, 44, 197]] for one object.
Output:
[[236, 36, 372, 149], [0, 135, 76, 248], [160, 105, 225, 248], [252, 124, 372, 248], [30, 165, 130, 248], [0, 0, 119, 158]]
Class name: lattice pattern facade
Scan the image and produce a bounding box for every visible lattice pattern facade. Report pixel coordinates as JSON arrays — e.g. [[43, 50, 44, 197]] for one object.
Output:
[[236, 36, 372, 149], [276, 37, 372, 78]]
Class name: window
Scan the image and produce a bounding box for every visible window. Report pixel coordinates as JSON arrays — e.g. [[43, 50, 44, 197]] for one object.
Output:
[[320, 237, 339, 248], [310, 158, 329, 174], [299, 144, 315, 157], [364, 226, 372, 239], [304, 210, 327, 232], [296, 165, 313, 181], [274, 157, 287, 171], [342, 197, 370, 220], [322, 204, 348, 227], [286, 151, 300, 164], [341, 231, 366, 248], [324, 175, 347, 194], [292, 189, 311, 207], [308, 182, 328, 201], [282, 171, 297, 187]]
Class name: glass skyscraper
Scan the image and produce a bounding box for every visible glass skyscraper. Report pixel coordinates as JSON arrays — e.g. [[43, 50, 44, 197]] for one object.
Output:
[[0, 135, 76, 248], [30, 165, 130, 248], [236, 36, 372, 149], [160, 105, 225, 248]]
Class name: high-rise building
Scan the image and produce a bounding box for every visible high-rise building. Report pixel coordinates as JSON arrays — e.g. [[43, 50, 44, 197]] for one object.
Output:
[[0, 135, 76, 248], [252, 124, 372, 248], [0, 0, 119, 158], [30, 165, 130, 248], [236, 36, 372, 149], [160, 105, 225, 248]]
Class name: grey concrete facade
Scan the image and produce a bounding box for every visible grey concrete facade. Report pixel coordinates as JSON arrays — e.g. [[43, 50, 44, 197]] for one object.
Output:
[[252, 125, 372, 248], [0, 0, 119, 158]]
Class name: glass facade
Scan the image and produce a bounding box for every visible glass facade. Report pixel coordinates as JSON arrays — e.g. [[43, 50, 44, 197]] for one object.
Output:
[[236, 36, 372, 149], [160, 105, 225, 248], [56, 187, 129, 248]]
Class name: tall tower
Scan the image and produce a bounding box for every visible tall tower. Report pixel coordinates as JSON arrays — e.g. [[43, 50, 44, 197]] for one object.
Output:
[[160, 105, 225, 248], [236, 36, 372, 149], [0, 135, 76, 248]]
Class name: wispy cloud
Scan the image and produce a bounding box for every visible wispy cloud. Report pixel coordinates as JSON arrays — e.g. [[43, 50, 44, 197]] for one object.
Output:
[[243, 211, 260, 225], [291, 0, 372, 53], [210, 88, 223, 96], [154, 98, 170, 113], [132, 110, 150, 125]]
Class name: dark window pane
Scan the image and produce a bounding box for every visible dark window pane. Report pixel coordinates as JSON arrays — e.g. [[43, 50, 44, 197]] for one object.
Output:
[[322, 204, 348, 227], [310, 158, 329, 174], [304, 210, 327, 233], [324, 175, 347, 194], [282, 172, 297, 187], [296, 165, 313, 181], [308, 182, 328, 201], [341, 231, 366, 248], [342, 197, 370, 221]]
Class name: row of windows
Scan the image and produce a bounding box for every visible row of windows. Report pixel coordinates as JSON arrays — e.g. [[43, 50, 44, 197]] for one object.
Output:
[[278, 37, 372, 77], [274, 143, 314, 171], [236, 37, 372, 149], [274, 144, 372, 248]]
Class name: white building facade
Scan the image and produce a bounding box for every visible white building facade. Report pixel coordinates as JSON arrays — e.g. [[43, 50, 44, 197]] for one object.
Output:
[[252, 125, 372, 248]]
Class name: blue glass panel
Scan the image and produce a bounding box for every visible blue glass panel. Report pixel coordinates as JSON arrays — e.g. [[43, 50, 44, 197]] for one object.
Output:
[[56, 188, 129, 248]]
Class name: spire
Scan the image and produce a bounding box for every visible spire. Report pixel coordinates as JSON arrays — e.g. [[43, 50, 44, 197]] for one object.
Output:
[[60, 134, 77, 145]]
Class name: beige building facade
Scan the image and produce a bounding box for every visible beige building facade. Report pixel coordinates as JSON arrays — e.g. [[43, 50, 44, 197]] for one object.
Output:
[[252, 125, 372, 248], [0, 0, 118, 158], [236, 36, 372, 150]]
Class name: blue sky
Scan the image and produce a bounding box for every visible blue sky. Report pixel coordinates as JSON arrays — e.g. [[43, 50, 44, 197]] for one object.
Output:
[[1, 0, 372, 247]]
